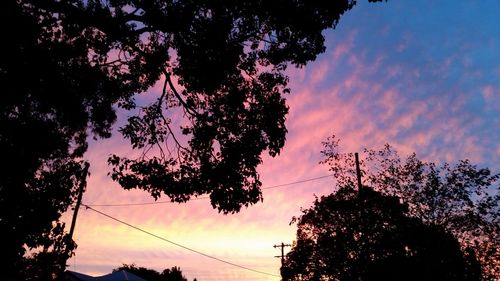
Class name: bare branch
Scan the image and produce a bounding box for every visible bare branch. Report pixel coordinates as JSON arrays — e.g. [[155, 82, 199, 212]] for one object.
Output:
[[163, 71, 201, 118]]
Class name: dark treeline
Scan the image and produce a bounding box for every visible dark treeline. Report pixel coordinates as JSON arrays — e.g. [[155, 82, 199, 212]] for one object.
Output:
[[282, 138, 498, 281]]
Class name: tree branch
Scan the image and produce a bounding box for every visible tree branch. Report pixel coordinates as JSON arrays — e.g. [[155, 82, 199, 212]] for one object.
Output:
[[163, 71, 201, 118]]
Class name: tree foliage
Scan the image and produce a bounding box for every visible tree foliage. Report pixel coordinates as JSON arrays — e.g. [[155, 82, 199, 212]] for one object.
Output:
[[101, 0, 384, 213], [114, 264, 195, 281], [318, 136, 499, 280], [1, 0, 131, 278], [283, 186, 481, 281]]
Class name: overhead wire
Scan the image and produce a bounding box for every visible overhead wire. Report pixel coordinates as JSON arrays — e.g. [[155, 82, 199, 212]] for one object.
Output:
[[76, 174, 335, 276], [81, 203, 280, 278], [262, 174, 333, 190], [86, 173, 334, 207]]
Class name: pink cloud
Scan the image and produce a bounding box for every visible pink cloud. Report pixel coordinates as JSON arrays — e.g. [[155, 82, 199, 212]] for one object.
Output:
[[482, 85, 499, 110], [332, 29, 358, 60], [483, 85, 494, 100], [309, 60, 330, 84]]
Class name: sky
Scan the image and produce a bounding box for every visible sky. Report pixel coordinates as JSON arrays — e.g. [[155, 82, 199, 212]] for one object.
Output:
[[63, 1, 499, 280]]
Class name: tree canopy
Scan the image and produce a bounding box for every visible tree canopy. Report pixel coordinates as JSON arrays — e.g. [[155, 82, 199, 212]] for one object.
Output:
[[317, 136, 499, 280], [114, 264, 195, 281], [1, 1, 385, 279], [283, 186, 481, 281]]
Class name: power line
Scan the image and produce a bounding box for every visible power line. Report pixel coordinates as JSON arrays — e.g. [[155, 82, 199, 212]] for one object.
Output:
[[86, 174, 334, 207], [81, 203, 280, 278], [263, 174, 333, 190]]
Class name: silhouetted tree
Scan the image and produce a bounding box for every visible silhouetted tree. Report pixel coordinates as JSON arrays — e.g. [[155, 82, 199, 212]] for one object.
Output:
[[115, 264, 194, 281], [283, 186, 481, 281], [1, 1, 385, 279], [319, 136, 499, 280], [1, 0, 126, 278]]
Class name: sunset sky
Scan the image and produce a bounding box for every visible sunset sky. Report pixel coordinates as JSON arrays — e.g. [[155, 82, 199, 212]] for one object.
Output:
[[63, 1, 499, 280]]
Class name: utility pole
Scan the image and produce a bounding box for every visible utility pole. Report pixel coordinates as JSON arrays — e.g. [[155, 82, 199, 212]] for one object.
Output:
[[274, 242, 291, 281], [355, 152, 362, 190], [68, 162, 90, 241], [61, 162, 90, 273]]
